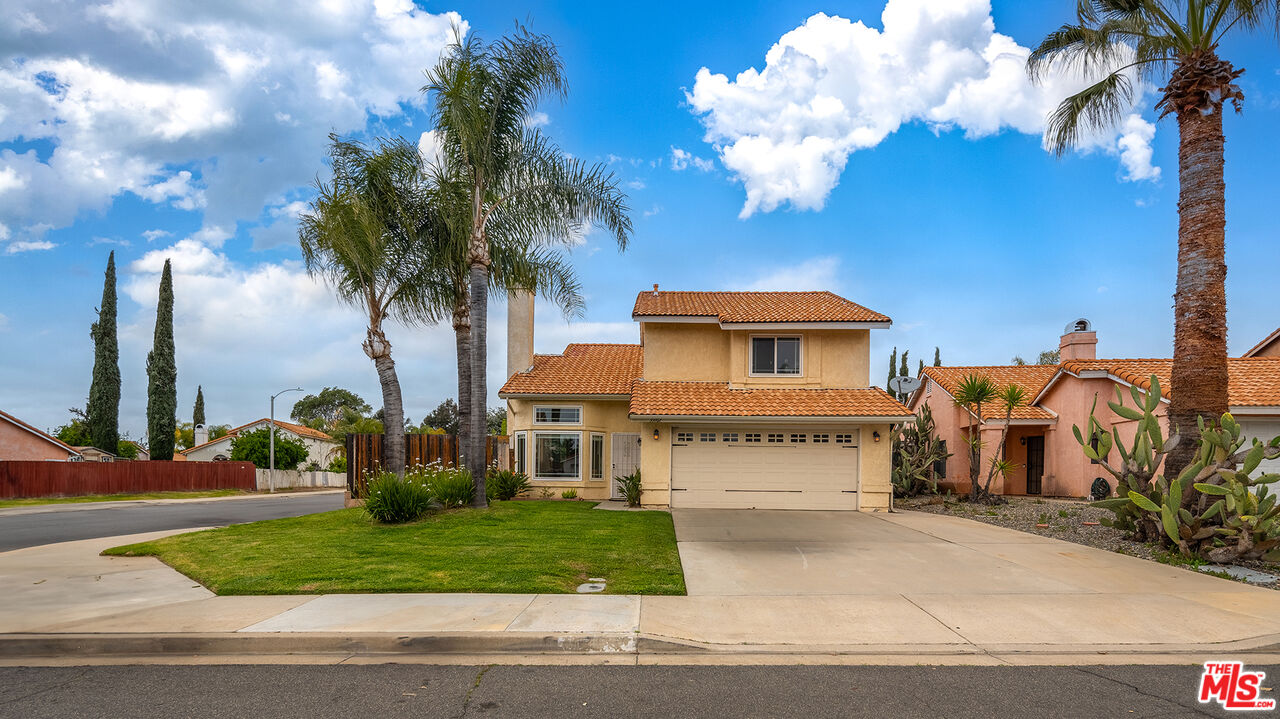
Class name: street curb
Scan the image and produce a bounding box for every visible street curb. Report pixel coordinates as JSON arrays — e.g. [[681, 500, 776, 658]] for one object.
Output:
[[3, 632, 1279, 660], [0, 489, 344, 517]]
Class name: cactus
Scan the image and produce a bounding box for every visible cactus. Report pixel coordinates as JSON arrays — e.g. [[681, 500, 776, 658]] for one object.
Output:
[[1078, 375, 1280, 561]]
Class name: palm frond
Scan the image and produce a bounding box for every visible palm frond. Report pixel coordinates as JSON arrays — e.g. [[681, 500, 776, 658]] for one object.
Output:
[[1044, 69, 1134, 156]]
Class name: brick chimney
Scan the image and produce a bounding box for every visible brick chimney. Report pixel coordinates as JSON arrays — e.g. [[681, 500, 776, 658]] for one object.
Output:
[[507, 288, 535, 379], [1059, 318, 1097, 361]]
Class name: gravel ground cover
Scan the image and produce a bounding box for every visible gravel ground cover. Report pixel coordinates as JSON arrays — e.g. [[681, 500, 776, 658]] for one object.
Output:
[[897, 494, 1280, 590]]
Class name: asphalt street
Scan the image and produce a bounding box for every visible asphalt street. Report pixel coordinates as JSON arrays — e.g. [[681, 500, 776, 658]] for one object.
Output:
[[0, 492, 344, 551], [0, 663, 1272, 718]]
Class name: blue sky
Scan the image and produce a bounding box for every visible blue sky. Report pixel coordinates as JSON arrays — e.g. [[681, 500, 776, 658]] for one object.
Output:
[[1, 0, 1278, 441]]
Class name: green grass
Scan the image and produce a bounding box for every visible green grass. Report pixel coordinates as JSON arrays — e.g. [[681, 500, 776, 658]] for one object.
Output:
[[104, 501, 686, 596], [0, 489, 249, 508]]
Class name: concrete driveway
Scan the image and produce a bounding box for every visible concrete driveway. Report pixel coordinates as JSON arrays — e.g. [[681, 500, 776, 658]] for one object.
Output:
[[662, 508, 1280, 647]]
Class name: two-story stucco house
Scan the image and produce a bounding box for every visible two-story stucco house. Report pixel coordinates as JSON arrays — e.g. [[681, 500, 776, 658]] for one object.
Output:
[[499, 287, 912, 510]]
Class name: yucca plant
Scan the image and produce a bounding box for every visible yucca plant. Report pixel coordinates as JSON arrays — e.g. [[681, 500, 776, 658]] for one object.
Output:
[[951, 374, 998, 502]]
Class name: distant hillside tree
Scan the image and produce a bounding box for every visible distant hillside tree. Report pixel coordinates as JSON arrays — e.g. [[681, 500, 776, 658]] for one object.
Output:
[[422, 398, 461, 434], [291, 387, 372, 430], [933, 347, 941, 367], [229, 427, 308, 470], [1037, 349, 1060, 365], [87, 251, 120, 454], [887, 347, 897, 393], [146, 259, 177, 460], [193, 385, 205, 426]]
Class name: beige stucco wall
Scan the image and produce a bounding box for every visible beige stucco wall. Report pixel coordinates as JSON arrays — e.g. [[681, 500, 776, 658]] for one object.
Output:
[[507, 398, 641, 501], [0, 421, 76, 461], [642, 323, 871, 388], [857, 423, 894, 510]]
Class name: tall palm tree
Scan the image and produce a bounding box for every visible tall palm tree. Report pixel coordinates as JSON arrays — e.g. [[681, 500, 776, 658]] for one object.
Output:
[[424, 27, 632, 505], [423, 159, 586, 486], [1028, 1, 1279, 479], [299, 135, 440, 475]]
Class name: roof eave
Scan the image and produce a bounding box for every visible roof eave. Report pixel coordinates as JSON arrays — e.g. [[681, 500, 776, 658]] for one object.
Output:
[[631, 315, 891, 329], [628, 413, 916, 423], [500, 392, 632, 401]]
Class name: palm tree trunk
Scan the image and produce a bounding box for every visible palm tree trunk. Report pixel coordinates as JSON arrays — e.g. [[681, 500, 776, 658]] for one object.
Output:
[[454, 305, 471, 471], [1165, 97, 1229, 483], [364, 325, 405, 475], [467, 262, 489, 507]]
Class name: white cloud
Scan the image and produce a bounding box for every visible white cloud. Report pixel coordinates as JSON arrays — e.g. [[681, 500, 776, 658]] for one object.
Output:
[[88, 236, 129, 247], [687, 1, 1159, 217], [642, 205, 662, 218], [740, 256, 842, 291], [417, 130, 444, 169], [0, 1, 463, 243], [4, 240, 55, 254], [670, 146, 715, 172], [524, 111, 550, 128], [142, 229, 172, 242], [1116, 115, 1161, 182]]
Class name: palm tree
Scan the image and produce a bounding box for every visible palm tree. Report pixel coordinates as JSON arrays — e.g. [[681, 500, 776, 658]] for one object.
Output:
[[299, 135, 441, 475], [424, 27, 633, 505], [423, 158, 586, 488], [1028, 1, 1279, 479], [952, 374, 999, 502]]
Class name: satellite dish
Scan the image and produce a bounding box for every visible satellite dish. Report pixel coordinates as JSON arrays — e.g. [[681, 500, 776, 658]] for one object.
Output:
[[889, 376, 922, 396]]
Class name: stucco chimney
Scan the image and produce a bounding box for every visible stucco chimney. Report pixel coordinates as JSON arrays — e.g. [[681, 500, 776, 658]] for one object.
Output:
[[507, 288, 535, 379], [1059, 318, 1097, 362], [194, 423, 208, 446]]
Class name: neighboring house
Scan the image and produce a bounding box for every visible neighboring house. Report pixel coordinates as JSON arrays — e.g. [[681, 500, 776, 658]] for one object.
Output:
[[1244, 327, 1280, 358], [0, 410, 82, 461], [499, 287, 912, 510], [909, 320, 1280, 498], [123, 441, 150, 461], [71, 446, 117, 462], [182, 418, 338, 467]]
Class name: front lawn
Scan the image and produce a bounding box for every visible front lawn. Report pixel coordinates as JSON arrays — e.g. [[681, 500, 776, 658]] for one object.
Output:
[[104, 501, 686, 595]]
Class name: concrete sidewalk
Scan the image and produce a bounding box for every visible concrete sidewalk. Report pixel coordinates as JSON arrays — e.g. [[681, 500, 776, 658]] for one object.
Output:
[[3, 516, 1280, 665]]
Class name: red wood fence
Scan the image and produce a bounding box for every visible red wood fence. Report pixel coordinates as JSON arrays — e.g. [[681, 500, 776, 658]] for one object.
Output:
[[0, 460, 256, 499], [345, 434, 510, 497]]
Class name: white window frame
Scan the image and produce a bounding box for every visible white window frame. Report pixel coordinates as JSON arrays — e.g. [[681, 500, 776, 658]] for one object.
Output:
[[514, 431, 528, 475], [533, 405, 583, 426], [749, 335, 803, 377], [590, 432, 605, 480], [532, 431, 583, 481]]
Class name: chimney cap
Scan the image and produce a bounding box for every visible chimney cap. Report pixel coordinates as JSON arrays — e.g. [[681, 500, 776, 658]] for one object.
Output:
[[1063, 318, 1092, 334], [652, 283, 659, 296]]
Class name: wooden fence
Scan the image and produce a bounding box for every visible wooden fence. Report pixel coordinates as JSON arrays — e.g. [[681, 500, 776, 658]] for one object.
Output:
[[0, 460, 256, 499], [345, 434, 510, 497]]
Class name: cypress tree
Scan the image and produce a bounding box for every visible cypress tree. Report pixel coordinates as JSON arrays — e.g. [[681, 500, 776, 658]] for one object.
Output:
[[933, 346, 941, 367], [887, 347, 897, 393], [193, 385, 205, 426], [898, 350, 910, 400], [147, 259, 177, 460], [87, 252, 120, 453], [918, 359, 924, 376]]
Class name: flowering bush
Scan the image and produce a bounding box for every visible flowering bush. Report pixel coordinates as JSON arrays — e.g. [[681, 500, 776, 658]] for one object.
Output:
[[363, 471, 434, 523]]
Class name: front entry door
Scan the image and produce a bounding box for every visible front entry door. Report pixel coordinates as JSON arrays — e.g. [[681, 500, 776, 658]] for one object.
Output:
[[1026, 436, 1045, 495], [611, 433, 641, 499]]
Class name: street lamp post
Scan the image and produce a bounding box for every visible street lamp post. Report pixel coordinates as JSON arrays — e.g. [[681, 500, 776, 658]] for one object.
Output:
[[269, 387, 304, 493]]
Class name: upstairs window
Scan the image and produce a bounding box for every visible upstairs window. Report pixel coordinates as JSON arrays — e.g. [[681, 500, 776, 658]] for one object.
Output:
[[534, 406, 581, 425], [751, 337, 801, 375]]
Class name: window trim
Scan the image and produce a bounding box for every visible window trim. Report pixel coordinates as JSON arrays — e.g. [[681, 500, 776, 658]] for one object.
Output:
[[748, 335, 804, 377], [514, 431, 528, 475], [590, 432, 605, 480], [531, 430, 583, 481], [532, 405, 583, 426]]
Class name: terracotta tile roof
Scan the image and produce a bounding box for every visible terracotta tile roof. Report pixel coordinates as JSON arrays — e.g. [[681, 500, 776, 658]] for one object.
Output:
[[632, 291, 890, 324], [921, 365, 1060, 421], [499, 344, 643, 396], [0, 409, 81, 456], [629, 381, 912, 418], [1061, 357, 1280, 407], [182, 418, 334, 454]]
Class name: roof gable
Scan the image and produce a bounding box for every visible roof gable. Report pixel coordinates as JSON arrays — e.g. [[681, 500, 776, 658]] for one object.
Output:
[[0, 409, 81, 456], [632, 291, 890, 324]]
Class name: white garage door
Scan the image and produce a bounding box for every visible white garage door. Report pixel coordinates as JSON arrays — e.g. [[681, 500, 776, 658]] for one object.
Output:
[[1238, 420, 1280, 476], [670, 427, 859, 510]]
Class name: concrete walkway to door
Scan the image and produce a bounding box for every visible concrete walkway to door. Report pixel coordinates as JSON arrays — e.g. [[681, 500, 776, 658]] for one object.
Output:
[[660, 508, 1280, 648]]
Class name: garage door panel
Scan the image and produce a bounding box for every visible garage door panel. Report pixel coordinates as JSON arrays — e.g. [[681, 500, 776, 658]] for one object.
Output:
[[671, 427, 859, 510]]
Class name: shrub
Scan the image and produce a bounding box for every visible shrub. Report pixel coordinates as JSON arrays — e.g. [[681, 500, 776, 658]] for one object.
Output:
[[425, 465, 474, 509], [486, 469, 531, 501], [616, 469, 643, 507], [327, 455, 347, 473], [363, 471, 434, 523], [229, 427, 309, 469], [561, 488, 577, 500]]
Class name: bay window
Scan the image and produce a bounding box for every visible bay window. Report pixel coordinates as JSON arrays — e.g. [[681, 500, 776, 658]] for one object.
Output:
[[534, 432, 581, 480]]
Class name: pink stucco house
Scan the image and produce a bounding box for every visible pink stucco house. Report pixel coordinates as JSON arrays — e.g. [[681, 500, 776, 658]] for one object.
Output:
[[908, 322, 1280, 498], [0, 409, 82, 461]]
